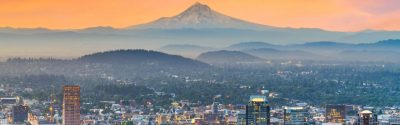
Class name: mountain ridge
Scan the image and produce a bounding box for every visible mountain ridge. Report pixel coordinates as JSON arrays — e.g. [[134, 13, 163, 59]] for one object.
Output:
[[129, 2, 275, 30], [197, 50, 263, 64], [1, 3, 400, 57], [78, 49, 210, 68], [158, 44, 215, 58]]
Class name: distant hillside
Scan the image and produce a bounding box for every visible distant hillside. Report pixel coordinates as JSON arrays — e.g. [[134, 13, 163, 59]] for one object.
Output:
[[359, 39, 400, 47], [2, 3, 400, 57], [244, 48, 323, 60], [227, 41, 277, 50], [197, 50, 262, 64], [338, 50, 400, 62], [79, 50, 210, 68], [375, 39, 400, 46], [298, 41, 352, 47], [158, 44, 215, 58], [232, 39, 400, 52]]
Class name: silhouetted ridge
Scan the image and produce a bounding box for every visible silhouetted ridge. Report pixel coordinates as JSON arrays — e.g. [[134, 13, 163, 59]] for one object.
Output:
[[244, 48, 322, 60], [227, 41, 276, 50], [197, 50, 262, 64], [370, 39, 400, 46], [78, 49, 209, 68], [7, 57, 67, 63], [300, 41, 351, 47]]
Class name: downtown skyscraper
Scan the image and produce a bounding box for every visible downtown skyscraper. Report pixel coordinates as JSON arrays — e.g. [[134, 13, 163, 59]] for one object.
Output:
[[326, 104, 346, 124], [62, 85, 81, 125], [246, 95, 270, 125]]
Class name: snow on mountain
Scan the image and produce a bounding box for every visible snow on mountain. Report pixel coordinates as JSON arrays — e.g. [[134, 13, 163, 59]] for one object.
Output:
[[130, 2, 274, 30]]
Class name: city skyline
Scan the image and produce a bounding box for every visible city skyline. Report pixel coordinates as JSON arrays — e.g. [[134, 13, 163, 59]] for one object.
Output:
[[0, 1, 400, 124]]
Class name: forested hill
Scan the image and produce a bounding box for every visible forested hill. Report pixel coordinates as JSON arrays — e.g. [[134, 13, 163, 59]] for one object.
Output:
[[197, 50, 262, 64], [78, 49, 210, 68]]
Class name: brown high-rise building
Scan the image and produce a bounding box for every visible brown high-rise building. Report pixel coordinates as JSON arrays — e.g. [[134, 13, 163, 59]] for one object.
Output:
[[326, 104, 346, 124], [355, 110, 378, 125], [63, 85, 81, 125]]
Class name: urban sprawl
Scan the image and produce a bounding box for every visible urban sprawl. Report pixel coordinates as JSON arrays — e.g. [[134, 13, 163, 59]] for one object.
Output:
[[0, 85, 398, 125]]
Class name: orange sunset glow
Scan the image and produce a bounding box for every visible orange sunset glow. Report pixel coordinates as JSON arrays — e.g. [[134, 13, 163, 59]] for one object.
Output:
[[1, 0, 400, 31]]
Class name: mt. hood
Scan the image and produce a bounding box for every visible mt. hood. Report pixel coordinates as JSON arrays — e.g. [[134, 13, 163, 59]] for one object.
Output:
[[131, 2, 273, 30]]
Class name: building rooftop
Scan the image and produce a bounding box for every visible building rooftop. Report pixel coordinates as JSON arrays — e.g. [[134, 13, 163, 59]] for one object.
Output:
[[250, 95, 267, 102], [360, 110, 372, 114]]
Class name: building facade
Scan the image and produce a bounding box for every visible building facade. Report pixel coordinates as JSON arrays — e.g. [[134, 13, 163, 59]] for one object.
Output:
[[237, 110, 246, 125], [212, 102, 219, 114], [12, 105, 29, 124], [62, 85, 81, 125], [326, 104, 346, 124], [284, 106, 310, 125], [246, 95, 270, 125], [355, 110, 378, 125]]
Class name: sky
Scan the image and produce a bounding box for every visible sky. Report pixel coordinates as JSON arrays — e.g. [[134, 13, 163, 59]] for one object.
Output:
[[0, 0, 400, 31]]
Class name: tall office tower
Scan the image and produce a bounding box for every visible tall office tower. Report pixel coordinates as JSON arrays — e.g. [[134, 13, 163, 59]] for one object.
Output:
[[156, 114, 171, 125], [355, 110, 378, 125], [212, 102, 219, 114], [62, 85, 81, 125], [283, 106, 310, 125], [12, 105, 29, 124], [246, 95, 270, 125], [326, 104, 346, 124], [237, 110, 246, 125]]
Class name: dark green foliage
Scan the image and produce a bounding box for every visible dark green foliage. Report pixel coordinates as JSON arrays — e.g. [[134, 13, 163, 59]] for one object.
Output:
[[78, 49, 210, 68], [197, 50, 262, 64], [94, 84, 153, 99], [1, 54, 400, 107]]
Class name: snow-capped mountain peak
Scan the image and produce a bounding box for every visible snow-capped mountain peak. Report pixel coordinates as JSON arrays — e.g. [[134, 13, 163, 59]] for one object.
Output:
[[130, 2, 273, 30], [177, 2, 213, 19]]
